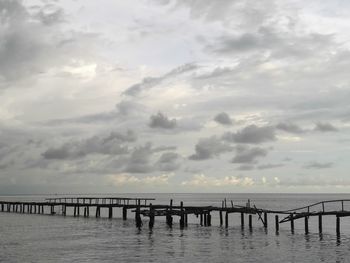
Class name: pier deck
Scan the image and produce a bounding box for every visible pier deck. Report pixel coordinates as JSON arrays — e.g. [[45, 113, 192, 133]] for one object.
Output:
[[1, 197, 349, 235]]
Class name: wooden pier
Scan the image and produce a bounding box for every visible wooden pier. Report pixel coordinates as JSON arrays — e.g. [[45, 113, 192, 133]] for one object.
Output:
[[0, 197, 349, 235]]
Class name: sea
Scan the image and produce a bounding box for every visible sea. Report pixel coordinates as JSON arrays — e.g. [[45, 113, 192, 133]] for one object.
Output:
[[1, 193, 350, 263]]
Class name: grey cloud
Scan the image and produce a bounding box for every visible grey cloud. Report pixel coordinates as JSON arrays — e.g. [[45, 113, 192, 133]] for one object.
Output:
[[314, 122, 338, 132], [214, 112, 233, 126], [257, 163, 285, 170], [236, 164, 255, 171], [124, 144, 153, 173], [223, 125, 276, 144], [149, 112, 177, 129], [42, 130, 136, 160], [156, 152, 181, 171], [232, 146, 268, 164], [303, 162, 334, 169], [123, 63, 198, 96], [276, 122, 305, 134], [189, 136, 233, 160]]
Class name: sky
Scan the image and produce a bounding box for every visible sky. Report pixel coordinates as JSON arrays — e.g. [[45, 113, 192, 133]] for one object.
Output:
[[1, 0, 350, 194]]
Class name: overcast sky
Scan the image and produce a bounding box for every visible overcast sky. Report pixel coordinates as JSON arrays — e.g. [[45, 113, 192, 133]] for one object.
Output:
[[1, 0, 350, 194]]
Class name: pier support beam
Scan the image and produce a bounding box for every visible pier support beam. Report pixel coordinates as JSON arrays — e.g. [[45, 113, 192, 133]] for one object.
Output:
[[249, 215, 252, 230], [275, 215, 279, 233], [135, 202, 142, 228], [336, 215, 340, 235], [318, 214, 322, 233], [241, 212, 244, 228], [207, 212, 211, 227], [225, 212, 229, 228], [290, 214, 294, 233], [179, 202, 185, 229], [149, 203, 155, 229], [122, 207, 127, 220], [108, 207, 113, 219], [264, 212, 268, 228], [304, 216, 309, 234], [95, 206, 100, 218], [219, 211, 223, 226]]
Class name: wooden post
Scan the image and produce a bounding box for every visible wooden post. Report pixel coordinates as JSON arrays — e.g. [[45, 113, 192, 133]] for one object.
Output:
[[149, 203, 155, 229], [336, 215, 340, 235], [249, 214, 252, 230], [123, 206, 127, 220], [275, 215, 279, 232], [264, 212, 268, 228], [290, 214, 294, 232], [166, 199, 173, 228], [180, 201, 185, 229], [95, 206, 100, 218], [84, 207, 87, 217], [203, 212, 207, 226], [200, 213, 203, 226], [74, 206, 77, 217], [304, 216, 309, 234], [108, 206, 113, 219], [184, 213, 188, 227], [135, 200, 142, 228], [219, 210, 223, 226], [77, 205, 80, 217], [207, 212, 211, 227], [241, 212, 244, 228], [225, 212, 229, 228], [318, 214, 322, 233]]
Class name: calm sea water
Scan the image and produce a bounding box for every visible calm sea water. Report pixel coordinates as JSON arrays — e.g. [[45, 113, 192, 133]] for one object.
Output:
[[1, 193, 350, 262]]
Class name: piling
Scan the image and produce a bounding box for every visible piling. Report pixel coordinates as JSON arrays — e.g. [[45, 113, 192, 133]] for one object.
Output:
[[123, 207, 128, 220], [304, 216, 309, 234], [336, 215, 340, 235], [207, 212, 211, 227], [149, 203, 155, 229], [179, 201, 185, 229], [225, 212, 229, 228], [290, 214, 294, 232], [318, 214, 322, 233], [166, 199, 173, 228], [219, 210, 223, 226], [248, 214, 252, 230], [275, 215, 279, 232], [200, 213, 203, 226], [264, 212, 268, 228], [108, 207, 113, 219], [241, 212, 244, 228]]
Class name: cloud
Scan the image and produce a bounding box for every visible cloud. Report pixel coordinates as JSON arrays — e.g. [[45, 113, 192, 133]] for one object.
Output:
[[257, 163, 285, 170], [156, 152, 181, 171], [314, 122, 338, 132], [189, 136, 232, 160], [109, 173, 172, 186], [223, 125, 276, 144], [42, 130, 136, 160], [214, 112, 233, 126], [123, 63, 198, 96], [232, 146, 268, 164], [149, 112, 177, 129], [303, 161, 334, 169], [124, 143, 154, 173], [236, 164, 255, 171], [276, 122, 305, 134], [181, 174, 254, 187]]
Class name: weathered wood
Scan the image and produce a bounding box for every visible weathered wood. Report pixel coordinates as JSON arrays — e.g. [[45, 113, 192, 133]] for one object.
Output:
[[219, 210, 223, 226], [304, 216, 309, 234], [149, 203, 155, 229], [275, 215, 279, 232], [318, 214, 322, 233], [290, 214, 294, 232], [200, 213, 203, 226], [249, 215, 252, 230], [336, 215, 340, 235], [207, 212, 211, 227], [264, 212, 268, 228], [179, 201, 185, 229], [123, 206, 127, 220], [225, 211, 229, 228], [108, 207, 113, 219], [241, 212, 244, 228]]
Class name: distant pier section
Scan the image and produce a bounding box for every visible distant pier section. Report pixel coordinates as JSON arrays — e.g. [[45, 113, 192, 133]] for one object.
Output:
[[1, 197, 350, 235]]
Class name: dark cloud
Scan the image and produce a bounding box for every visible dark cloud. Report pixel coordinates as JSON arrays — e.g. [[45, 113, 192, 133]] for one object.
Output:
[[214, 112, 233, 126], [303, 161, 334, 169], [156, 152, 181, 171], [42, 130, 136, 160], [231, 146, 268, 164], [236, 164, 255, 171], [124, 144, 154, 173], [189, 136, 233, 160], [314, 122, 338, 132], [223, 125, 276, 144], [276, 122, 305, 134], [149, 112, 177, 129]]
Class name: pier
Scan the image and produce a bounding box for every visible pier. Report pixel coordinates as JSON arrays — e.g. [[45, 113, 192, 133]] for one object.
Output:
[[1, 197, 349, 235]]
